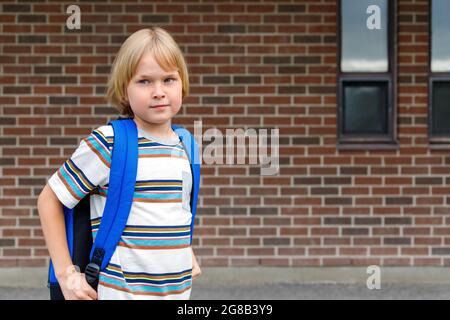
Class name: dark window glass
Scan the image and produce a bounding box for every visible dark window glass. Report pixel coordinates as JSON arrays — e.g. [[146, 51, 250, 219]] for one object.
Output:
[[431, 81, 450, 135], [343, 82, 388, 134]]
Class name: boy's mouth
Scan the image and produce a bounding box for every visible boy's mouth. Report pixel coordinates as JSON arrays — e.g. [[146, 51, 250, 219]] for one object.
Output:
[[150, 104, 169, 109]]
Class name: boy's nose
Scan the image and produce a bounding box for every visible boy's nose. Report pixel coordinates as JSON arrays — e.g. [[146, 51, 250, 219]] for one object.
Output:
[[152, 86, 166, 99], [153, 92, 166, 99]]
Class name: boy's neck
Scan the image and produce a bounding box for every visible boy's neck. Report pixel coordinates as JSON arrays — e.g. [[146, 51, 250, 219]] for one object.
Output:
[[132, 117, 176, 140]]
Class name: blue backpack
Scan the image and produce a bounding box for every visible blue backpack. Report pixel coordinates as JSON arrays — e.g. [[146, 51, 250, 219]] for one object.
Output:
[[48, 118, 201, 299]]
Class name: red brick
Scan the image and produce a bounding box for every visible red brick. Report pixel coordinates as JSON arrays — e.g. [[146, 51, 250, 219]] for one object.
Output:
[[0, 1, 446, 268]]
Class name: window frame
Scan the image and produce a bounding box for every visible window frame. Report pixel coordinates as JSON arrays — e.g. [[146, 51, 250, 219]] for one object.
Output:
[[428, 0, 450, 145], [337, 0, 398, 150]]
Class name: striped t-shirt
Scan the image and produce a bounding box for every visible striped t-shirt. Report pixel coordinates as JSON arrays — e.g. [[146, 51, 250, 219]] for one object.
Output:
[[48, 123, 193, 300]]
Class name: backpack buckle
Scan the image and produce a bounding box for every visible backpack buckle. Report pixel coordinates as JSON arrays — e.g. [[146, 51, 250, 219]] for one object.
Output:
[[85, 247, 105, 285], [85, 263, 100, 285]]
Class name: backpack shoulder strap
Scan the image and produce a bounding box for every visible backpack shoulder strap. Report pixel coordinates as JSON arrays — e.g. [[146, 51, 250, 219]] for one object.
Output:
[[85, 118, 138, 285], [172, 124, 201, 245]]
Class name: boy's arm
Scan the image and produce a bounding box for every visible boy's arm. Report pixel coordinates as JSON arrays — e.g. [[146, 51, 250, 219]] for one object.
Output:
[[37, 183, 73, 279], [37, 183, 97, 300], [191, 247, 202, 280]]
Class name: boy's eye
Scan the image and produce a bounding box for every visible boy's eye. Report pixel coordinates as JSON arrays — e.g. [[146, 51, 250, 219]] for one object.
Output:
[[138, 78, 176, 84]]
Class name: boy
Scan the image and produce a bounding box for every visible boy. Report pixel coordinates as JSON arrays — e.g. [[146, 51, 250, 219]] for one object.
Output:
[[38, 28, 201, 300]]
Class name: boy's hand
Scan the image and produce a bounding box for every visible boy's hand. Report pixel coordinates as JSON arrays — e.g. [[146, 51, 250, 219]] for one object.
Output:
[[192, 249, 202, 280], [58, 265, 98, 300]]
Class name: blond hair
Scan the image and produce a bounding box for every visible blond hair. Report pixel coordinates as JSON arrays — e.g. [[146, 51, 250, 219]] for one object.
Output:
[[106, 27, 189, 117]]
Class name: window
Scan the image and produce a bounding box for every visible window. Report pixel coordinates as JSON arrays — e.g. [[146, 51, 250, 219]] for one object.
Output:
[[338, 0, 397, 148], [343, 81, 389, 134], [429, 0, 450, 143]]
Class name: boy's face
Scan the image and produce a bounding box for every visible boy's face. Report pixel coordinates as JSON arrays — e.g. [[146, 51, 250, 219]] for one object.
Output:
[[126, 52, 182, 126]]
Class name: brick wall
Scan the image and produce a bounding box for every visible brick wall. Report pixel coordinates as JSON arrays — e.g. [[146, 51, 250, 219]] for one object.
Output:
[[1, 0, 449, 269]]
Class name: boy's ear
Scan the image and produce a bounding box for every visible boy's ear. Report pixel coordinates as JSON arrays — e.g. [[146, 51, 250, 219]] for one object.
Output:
[[124, 89, 129, 104], [121, 95, 130, 109]]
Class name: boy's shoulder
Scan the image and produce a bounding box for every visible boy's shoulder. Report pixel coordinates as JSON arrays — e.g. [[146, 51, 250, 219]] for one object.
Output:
[[86, 125, 115, 152], [92, 124, 115, 138]]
